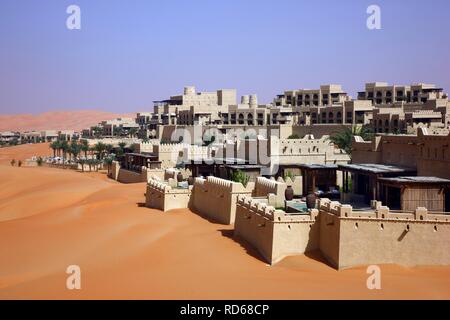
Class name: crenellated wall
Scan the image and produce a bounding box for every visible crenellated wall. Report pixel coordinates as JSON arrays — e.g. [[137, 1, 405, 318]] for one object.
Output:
[[191, 176, 254, 224], [234, 195, 320, 264], [276, 176, 303, 196], [315, 198, 450, 269], [145, 179, 192, 212], [234, 195, 450, 269], [254, 177, 287, 208], [110, 161, 165, 183], [154, 143, 211, 169]]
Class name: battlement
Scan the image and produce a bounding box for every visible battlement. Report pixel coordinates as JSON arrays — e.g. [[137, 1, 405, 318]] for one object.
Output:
[[254, 177, 287, 207], [146, 178, 192, 212], [191, 177, 253, 224], [235, 194, 450, 268]]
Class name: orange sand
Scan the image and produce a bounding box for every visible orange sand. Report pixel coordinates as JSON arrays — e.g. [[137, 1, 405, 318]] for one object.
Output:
[[0, 110, 135, 132], [1, 143, 450, 300]]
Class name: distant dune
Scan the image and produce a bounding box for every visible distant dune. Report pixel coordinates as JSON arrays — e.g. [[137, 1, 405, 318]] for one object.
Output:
[[0, 110, 136, 132]]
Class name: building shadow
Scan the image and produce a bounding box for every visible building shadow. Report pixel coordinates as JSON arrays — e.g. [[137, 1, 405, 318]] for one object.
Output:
[[219, 229, 268, 263]]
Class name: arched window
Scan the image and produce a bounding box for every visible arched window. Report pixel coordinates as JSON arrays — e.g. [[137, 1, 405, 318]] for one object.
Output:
[[247, 113, 254, 125], [238, 113, 244, 124]]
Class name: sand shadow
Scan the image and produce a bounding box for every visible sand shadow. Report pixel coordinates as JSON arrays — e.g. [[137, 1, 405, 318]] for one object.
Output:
[[219, 229, 268, 263], [304, 250, 331, 266], [136, 202, 146, 208]]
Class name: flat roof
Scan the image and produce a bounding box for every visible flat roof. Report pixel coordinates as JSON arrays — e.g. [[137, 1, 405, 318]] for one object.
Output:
[[297, 164, 339, 170], [379, 176, 450, 185], [182, 157, 248, 165], [338, 163, 416, 174], [225, 164, 265, 170], [126, 152, 158, 158]]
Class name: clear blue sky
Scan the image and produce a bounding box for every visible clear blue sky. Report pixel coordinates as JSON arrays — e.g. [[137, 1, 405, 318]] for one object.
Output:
[[1, 0, 449, 114]]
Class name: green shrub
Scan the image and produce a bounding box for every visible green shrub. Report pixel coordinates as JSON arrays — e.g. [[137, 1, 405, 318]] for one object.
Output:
[[231, 170, 250, 187]]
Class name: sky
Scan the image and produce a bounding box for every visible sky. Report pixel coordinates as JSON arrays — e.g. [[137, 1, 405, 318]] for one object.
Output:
[[0, 0, 449, 114]]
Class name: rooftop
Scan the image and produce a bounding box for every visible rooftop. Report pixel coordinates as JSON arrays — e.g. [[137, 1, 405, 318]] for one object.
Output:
[[338, 163, 416, 174], [379, 176, 450, 185]]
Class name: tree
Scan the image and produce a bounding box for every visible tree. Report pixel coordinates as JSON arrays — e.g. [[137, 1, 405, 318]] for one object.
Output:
[[288, 134, 300, 139], [129, 128, 138, 138], [80, 139, 89, 159], [105, 144, 114, 155], [115, 127, 125, 137], [328, 126, 374, 157], [231, 170, 250, 187], [94, 142, 107, 160], [103, 155, 115, 175], [18, 160, 22, 167], [36, 157, 43, 166], [117, 142, 127, 156], [70, 141, 82, 162], [78, 159, 86, 172], [50, 141, 60, 158], [60, 140, 69, 160], [92, 126, 103, 138], [10, 159, 15, 166]]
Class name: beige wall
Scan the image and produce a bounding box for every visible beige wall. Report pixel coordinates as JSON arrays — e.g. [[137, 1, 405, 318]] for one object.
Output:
[[254, 177, 287, 208], [234, 196, 450, 269], [145, 179, 192, 212], [190, 177, 253, 224]]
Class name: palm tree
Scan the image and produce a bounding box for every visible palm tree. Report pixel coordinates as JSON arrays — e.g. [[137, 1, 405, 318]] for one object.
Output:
[[70, 141, 82, 162], [60, 140, 69, 161], [92, 126, 103, 139], [103, 155, 115, 175], [129, 128, 138, 138], [115, 127, 125, 137], [105, 144, 114, 156], [117, 142, 127, 156], [94, 142, 107, 160], [328, 126, 374, 157], [80, 139, 89, 159], [50, 141, 60, 158], [78, 159, 86, 172]]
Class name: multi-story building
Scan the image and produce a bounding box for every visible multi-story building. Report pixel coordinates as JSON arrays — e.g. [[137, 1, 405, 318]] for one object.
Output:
[[358, 82, 447, 105], [152, 86, 237, 126], [221, 95, 271, 126], [274, 84, 350, 107]]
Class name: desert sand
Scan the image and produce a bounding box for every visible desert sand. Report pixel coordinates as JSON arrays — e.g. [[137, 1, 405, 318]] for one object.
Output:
[[1, 143, 450, 300], [0, 110, 135, 132]]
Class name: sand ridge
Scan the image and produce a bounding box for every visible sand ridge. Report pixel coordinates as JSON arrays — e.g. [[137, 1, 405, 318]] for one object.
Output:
[[0, 110, 135, 132], [0, 143, 450, 300]]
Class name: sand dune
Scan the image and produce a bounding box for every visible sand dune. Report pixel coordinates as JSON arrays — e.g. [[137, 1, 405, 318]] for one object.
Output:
[[0, 110, 136, 132], [1, 144, 450, 299]]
